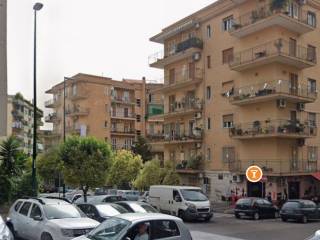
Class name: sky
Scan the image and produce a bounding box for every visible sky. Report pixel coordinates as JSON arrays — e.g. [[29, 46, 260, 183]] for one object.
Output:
[[7, 0, 215, 121]]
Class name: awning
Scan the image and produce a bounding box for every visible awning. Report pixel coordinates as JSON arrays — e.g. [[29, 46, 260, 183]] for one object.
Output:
[[312, 172, 320, 181]]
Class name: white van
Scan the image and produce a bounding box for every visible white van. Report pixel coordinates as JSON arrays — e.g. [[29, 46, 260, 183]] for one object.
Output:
[[149, 185, 213, 221]]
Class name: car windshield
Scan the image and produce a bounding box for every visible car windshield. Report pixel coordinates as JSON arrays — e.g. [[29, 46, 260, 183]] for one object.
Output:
[[87, 217, 130, 240], [96, 205, 127, 217], [129, 203, 157, 213], [282, 202, 300, 209], [44, 204, 83, 219], [180, 189, 208, 201], [236, 198, 253, 206]]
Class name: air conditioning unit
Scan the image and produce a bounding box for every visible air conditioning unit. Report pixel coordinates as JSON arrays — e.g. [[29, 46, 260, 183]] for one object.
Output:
[[195, 112, 202, 119], [297, 138, 305, 147], [297, 103, 305, 111], [196, 143, 202, 149], [192, 52, 201, 61], [277, 99, 286, 108], [232, 175, 243, 183]]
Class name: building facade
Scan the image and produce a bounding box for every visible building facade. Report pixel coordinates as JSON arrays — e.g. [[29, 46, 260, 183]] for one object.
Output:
[[150, 0, 320, 202], [45, 73, 164, 160], [0, 0, 7, 138], [7, 94, 44, 155]]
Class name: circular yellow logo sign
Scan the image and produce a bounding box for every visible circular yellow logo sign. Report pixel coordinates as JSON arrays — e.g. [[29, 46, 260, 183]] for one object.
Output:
[[246, 165, 263, 183]]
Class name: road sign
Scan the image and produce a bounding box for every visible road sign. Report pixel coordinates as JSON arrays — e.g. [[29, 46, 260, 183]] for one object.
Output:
[[246, 165, 263, 183]]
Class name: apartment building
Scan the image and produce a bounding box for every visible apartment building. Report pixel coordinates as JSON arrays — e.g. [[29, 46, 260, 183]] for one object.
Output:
[[149, 0, 320, 202], [7, 94, 44, 155], [0, 0, 7, 138], [45, 73, 164, 159]]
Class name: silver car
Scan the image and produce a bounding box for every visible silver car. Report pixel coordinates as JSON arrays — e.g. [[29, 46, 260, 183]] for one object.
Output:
[[73, 213, 192, 240], [0, 215, 13, 240]]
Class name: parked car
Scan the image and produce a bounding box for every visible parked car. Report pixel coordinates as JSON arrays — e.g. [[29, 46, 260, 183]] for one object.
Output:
[[149, 185, 213, 221], [0, 215, 13, 240], [117, 190, 140, 201], [75, 195, 126, 204], [94, 188, 118, 196], [69, 193, 92, 203], [72, 213, 192, 240], [234, 198, 279, 220], [308, 230, 320, 240], [115, 201, 158, 213], [7, 197, 99, 240], [77, 203, 129, 222], [139, 191, 149, 203], [280, 199, 320, 223]]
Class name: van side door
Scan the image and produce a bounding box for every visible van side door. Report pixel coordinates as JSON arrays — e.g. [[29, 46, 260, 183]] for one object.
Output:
[[171, 189, 183, 216]]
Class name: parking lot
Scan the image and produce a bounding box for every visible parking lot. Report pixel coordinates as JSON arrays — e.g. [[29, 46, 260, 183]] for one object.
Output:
[[187, 213, 319, 240]]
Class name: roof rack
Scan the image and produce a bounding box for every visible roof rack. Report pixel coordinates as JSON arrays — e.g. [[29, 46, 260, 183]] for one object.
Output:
[[44, 196, 71, 203], [30, 197, 45, 205]]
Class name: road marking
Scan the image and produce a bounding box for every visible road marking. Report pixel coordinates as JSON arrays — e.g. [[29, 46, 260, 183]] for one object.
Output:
[[191, 231, 245, 240]]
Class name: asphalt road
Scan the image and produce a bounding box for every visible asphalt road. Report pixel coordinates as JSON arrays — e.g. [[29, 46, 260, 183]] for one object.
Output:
[[187, 213, 320, 240]]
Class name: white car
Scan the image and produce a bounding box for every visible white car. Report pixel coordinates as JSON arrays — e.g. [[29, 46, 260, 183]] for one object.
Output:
[[308, 230, 320, 240], [73, 213, 192, 240], [0, 215, 13, 240], [7, 197, 99, 240]]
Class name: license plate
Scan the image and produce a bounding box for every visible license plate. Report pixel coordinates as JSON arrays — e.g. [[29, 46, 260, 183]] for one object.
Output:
[[201, 214, 207, 217]]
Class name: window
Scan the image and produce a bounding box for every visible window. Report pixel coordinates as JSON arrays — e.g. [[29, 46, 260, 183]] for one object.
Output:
[[19, 202, 32, 216], [207, 118, 211, 130], [14, 201, 23, 212], [136, 99, 141, 107], [104, 121, 108, 128], [309, 112, 317, 127], [151, 220, 180, 238], [136, 130, 141, 136], [207, 56, 211, 69], [218, 174, 223, 180], [105, 104, 108, 112], [124, 108, 129, 117], [104, 137, 108, 142], [206, 86, 211, 100], [222, 48, 234, 64], [136, 115, 141, 122], [223, 114, 234, 128], [169, 68, 175, 84], [308, 146, 318, 162], [308, 79, 317, 94], [222, 146, 235, 163], [111, 138, 117, 150], [307, 11, 317, 27], [207, 148, 211, 161], [123, 91, 129, 102], [30, 204, 42, 219], [206, 25, 212, 38], [222, 16, 234, 31], [307, 45, 316, 62]]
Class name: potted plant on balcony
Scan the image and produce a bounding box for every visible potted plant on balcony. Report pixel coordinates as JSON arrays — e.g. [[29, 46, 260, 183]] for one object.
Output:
[[270, 0, 288, 13]]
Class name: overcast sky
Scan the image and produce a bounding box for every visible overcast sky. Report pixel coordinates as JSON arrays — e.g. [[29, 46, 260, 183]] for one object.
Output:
[[7, 0, 215, 111]]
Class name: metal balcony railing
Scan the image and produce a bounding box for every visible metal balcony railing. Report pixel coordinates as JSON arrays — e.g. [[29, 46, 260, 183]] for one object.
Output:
[[146, 133, 165, 142], [111, 111, 136, 119], [66, 107, 90, 116], [45, 98, 61, 107], [148, 37, 203, 65], [229, 159, 318, 175], [111, 96, 135, 104], [231, 79, 317, 103], [164, 128, 203, 142], [230, 38, 317, 68], [230, 119, 317, 138], [230, 4, 316, 33], [111, 128, 135, 134], [161, 67, 203, 87], [166, 97, 203, 115]]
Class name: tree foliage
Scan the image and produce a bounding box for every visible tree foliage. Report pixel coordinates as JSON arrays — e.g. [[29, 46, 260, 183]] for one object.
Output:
[[59, 136, 112, 201], [37, 147, 62, 180], [131, 136, 152, 163], [107, 150, 142, 189]]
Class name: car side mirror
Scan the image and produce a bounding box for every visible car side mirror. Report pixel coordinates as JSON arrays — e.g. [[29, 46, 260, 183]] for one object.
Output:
[[33, 216, 42, 221], [175, 196, 182, 202], [125, 237, 131, 240]]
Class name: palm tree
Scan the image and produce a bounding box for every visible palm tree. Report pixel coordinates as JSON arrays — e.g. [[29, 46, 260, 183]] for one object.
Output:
[[0, 136, 22, 177]]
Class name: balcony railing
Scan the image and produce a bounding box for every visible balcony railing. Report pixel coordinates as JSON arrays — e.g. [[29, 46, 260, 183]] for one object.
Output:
[[111, 111, 136, 119], [147, 133, 165, 142], [12, 121, 24, 130], [111, 129, 135, 135], [230, 159, 318, 175], [111, 96, 135, 105], [164, 128, 203, 143], [69, 91, 88, 101], [45, 98, 61, 108], [230, 79, 317, 105], [230, 119, 317, 139], [230, 38, 316, 71], [149, 37, 203, 67], [230, 4, 316, 37], [166, 97, 203, 116], [176, 155, 203, 172], [66, 107, 90, 116], [45, 113, 59, 123], [66, 125, 89, 135]]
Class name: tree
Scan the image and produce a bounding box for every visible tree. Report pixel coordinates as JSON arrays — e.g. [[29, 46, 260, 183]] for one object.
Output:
[[131, 136, 152, 163], [162, 161, 180, 185], [134, 160, 162, 190], [107, 150, 142, 189], [59, 136, 112, 202]]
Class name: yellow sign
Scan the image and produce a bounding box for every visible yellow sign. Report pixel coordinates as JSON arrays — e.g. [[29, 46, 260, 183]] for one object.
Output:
[[246, 165, 263, 183]]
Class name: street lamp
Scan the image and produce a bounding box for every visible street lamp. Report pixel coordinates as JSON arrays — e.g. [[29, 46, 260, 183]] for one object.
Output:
[[32, 2, 43, 197]]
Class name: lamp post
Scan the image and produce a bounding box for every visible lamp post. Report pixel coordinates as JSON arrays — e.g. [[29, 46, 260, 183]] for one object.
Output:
[[32, 2, 43, 197]]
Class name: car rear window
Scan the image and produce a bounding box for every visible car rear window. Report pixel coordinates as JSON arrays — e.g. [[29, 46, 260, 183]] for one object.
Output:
[[282, 202, 300, 209], [236, 198, 252, 206]]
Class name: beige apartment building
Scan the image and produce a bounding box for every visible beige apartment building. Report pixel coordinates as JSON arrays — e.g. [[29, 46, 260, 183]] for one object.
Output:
[[45, 73, 164, 160], [149, 0, 320, 202], [0, 0, 7, 138]]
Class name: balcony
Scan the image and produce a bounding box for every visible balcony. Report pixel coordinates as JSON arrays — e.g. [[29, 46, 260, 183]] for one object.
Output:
[[66, 125, 89, 136], [111, 96, 135, 105], [230, 160, 318, 176], [176, 155, 203, 174], [111, 128, 136, 136], [163, 129, 203, 145], [45, 98, 61, 108], [111, 111, 136, 120], [45, 113, 60, 123], [230, 119, 317, 139], [147, 133, 165, 142], [230, 4, 316, 38], [149, 37, 203, 69], [66, 107, 90, 117], [230, 39, 316, 71], [164, 97, 203, 119], [12, 121, 24, 130], [69, 91, 88, 101], [156, 68, 204, 93], [230, 80, 317, 105]]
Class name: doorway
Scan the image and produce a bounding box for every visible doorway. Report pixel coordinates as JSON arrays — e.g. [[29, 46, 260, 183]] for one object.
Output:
[[288, 182, 300, 199], [289, 73, 298, 95], [247, 181, 266, 198]]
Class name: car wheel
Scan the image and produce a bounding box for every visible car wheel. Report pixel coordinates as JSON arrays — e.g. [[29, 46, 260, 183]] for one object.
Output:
[[235, 214, 241, 219], [178, 210, 185, 221], [253, 212, 260, 220], [7, 223, 17, 237], [41, 232, 54, 240], [281, 217, 287, 222], [274, 212, 279, 219], [301, 215, 308, 224]]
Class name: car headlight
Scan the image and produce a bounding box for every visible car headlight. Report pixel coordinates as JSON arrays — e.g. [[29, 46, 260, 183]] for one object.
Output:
[[61, 228, 74, 237], [185, 202, 197, 210]]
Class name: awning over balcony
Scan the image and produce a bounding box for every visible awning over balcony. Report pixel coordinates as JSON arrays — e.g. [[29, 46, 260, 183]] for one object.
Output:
[[312, 172, 320, 181]]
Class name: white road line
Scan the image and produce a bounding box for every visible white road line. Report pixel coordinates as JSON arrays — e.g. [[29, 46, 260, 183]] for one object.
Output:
[[191, 231, 246, 240]]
